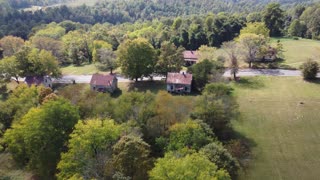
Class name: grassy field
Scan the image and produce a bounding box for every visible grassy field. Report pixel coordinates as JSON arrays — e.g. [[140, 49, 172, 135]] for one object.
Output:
[[232, 76, 320, 180], [272, 38, 320, 68], [61, 63, 122, 75], [216, 38, 320, 69], [61, 64, 103, 75]]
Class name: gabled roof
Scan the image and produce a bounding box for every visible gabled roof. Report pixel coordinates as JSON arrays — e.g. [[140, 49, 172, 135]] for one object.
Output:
[[25, 76, 44, 86], [183, 51, 198, 60], [90, 74, 116, 87], [167, 73, 192, 85]]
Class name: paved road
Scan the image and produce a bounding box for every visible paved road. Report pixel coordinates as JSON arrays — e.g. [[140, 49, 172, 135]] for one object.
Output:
[[53, 74, 166, 83], [223, 69, 303, 77], [52, 69, 320, 84]]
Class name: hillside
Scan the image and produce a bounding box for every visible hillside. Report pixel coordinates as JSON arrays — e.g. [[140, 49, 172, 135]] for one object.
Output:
[[4, 0, 320, 12]]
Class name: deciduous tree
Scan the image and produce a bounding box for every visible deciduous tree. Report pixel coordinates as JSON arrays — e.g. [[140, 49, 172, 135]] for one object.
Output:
[[191, 83, 238, 137], [0, 56, 20, 83], [149, 152, 230, 180], [200, 143, 239, 178], [57, 119, 123, 180], [156, 41, 184, 77], [238, 33, 268, 68], [15, 47, 61, 78], [0, 35, 24, 57], [167, 120, 214, 151], [263, 3, 285, 37], [302, 59, 319, 80], [117, 38, 156, 81], [112, 135, 152, 180], [222, 41, 240, 80], [4, 98, 80, 178], [240, 22, 270, 38]]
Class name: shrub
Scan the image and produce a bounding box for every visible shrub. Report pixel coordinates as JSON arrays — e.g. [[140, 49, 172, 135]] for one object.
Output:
[[302, 60, 319, 80]]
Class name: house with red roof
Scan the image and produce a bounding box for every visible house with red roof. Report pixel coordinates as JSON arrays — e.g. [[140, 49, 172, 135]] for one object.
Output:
[[183, 50, 198, 66], [90, 73, 118, 93], [25, 75, 52, 88], [166, 72, 192, 93]]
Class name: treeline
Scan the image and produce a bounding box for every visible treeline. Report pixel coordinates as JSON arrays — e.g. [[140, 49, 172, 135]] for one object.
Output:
[[0, 0, 320, 39], [3, 0, 71, 8]]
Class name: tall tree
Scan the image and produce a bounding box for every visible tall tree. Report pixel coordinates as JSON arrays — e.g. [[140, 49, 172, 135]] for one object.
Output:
[[62, 30, 93, 65], [238, 33, 268, 68], [191, 83, 238, 137], [263, 3, 285, 37], [167, 120, 214, 151], [189, 59, 214, 90], [57, 119, 123, 180], [200, 143, 239, 178], [30, 36, 64, 62], [0, 85, 43, 131], [4, 98, 80, 178], [112, 135, 152, 180], [288, 20, 307, 38], [96, 49, 118, 74], [15, 47, 61, 78], [0, 35, 24, 57], [240, 22, 270, 38], [156, 41, 184, 77], [117, 38, 156, 81], [149, 152, 230, 180], [0, 56, 20, 83], [92, 40, 112, 62], [222, 41, 240, 80]]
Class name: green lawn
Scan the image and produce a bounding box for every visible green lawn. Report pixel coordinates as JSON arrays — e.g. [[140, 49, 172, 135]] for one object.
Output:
[[61, 63, 121, 75], [272, 38, 320, 68], [61, 64, 105, 75], [232, 76, 320, 180], [215, 38, 320, 69]]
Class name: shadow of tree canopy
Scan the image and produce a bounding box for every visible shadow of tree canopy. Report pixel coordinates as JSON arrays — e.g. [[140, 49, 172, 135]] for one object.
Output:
[[235, 77, 265, 89]]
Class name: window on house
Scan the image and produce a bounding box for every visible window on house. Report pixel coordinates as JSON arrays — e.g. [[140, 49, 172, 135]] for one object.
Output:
[[171, 85, 173, 90]]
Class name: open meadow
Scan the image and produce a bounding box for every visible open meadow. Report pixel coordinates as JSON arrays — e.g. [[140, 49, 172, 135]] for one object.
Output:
[[232, 76, 320, 180], [272, 38, 320, 68]]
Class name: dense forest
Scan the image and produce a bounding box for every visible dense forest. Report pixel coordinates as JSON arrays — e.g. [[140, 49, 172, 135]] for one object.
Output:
[[1, 0, 320, 39]]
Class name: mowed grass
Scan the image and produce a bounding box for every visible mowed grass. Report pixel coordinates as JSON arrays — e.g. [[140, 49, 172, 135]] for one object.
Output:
[[215, 38, 320, 69], [232, 76, 320, 180], [61, 63, 121, 75], [272, 38, 320, 68]]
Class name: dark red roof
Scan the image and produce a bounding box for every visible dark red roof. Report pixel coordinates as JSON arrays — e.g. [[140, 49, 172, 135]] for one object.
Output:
[[167, 73, 192, 85], [90, 74, 116, 86], [25, 76, 44, 86], [183, 51, 198, 61]]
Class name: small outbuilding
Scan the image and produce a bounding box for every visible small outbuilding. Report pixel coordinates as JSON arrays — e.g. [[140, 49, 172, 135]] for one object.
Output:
[[166, 72, 192, 94], [90, 73, 118, 93], [25, 75, 52, 88], [183, 50, 198, 66]]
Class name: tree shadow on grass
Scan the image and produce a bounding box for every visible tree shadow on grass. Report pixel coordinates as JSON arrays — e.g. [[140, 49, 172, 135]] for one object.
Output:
[[221, 126, 257, 174], [304, 78, 320, 84], [127, 81, 167, 94], [235, 77, 265, 89]]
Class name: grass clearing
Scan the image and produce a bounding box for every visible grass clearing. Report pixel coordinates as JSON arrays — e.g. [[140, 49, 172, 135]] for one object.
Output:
[[232, 76, 320, 180], [272, 38, 320, 68], [61, 64, 121, 75], [215, 38, 320, 69]]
